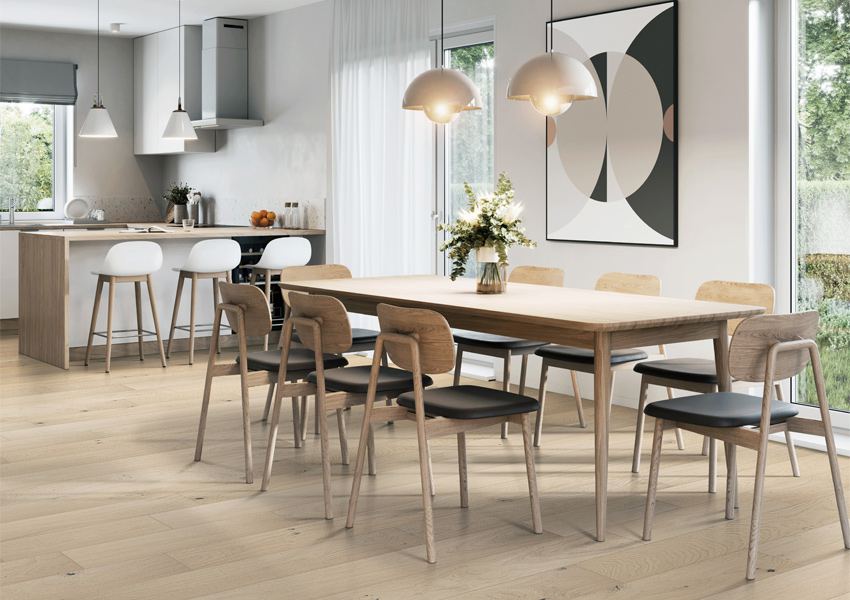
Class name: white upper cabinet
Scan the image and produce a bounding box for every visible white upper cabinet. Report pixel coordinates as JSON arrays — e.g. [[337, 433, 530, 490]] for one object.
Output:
[[134, 26, 214, 155]]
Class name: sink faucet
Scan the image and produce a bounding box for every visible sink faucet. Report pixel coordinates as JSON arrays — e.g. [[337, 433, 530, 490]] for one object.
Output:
[[7, 199, 19, 225]]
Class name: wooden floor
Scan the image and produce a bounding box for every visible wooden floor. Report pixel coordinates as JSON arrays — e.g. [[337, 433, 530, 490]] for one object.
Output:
[[1, 330, 848, 599]]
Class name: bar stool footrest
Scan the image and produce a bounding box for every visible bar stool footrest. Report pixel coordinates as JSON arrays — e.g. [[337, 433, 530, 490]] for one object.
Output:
[[93, 328, 159, 340]]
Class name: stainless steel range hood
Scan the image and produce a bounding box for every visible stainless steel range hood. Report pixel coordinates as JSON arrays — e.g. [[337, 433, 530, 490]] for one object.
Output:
[[192, 17, 263, 130]]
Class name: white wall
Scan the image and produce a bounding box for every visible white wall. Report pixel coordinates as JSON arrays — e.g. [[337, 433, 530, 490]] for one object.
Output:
[[161, 1, 331, 229], [0, 27, 163, 216]]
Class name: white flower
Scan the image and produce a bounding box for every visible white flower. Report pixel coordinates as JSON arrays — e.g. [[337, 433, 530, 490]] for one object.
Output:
[[459, 206, 481, 225], [503, 202, 524, 224]]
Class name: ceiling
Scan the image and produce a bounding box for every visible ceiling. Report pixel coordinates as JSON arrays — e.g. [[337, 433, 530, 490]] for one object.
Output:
[[0, 0, 323, 38]]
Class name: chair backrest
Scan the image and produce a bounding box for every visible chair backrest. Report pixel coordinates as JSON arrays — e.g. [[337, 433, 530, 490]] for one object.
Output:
[[696, 280, 775, 336], [218, 282, 272, 337], [729, 311, 819, 383], [279, 264, 353, 305], [509, 265, 564, 287], [100, 241, 163, 276], [254, 237, 312, 270], [595, 272, 661, 296], [377, 303, 456, 375], [182, 239, 242, 274], [287, 292, 352, 354]]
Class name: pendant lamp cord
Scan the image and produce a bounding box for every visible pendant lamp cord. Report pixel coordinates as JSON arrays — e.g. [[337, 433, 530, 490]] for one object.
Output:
[[549, 0, 554, 52], [178, 0, 182, 107], [96, 0, 100, 105], [440, 0, 444, 68]]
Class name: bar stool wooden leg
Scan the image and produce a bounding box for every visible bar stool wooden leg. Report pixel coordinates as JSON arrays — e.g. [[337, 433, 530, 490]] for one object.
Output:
[[189, 272, 198, 365], [146, 275, 167, 368], [501, 353, 511, 439], [85, 277, 104, 366], [212, 277, 222, 355], [134, 282, 145, 361], [166, 272, 184, 359], [105, 276, 116, 373]]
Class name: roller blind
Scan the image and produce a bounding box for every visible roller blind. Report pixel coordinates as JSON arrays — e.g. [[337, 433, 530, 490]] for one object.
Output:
[[0, 59, 78, 105]]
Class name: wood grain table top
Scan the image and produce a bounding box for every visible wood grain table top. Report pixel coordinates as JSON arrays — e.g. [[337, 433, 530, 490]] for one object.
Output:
[[22, 225, 325, 242]]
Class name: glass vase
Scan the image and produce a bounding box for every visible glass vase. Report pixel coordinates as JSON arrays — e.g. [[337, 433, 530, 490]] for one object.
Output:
[[475, 247, 506, 294]]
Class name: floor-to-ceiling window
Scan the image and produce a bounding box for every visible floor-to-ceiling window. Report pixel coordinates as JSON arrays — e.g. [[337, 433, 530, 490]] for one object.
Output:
[[793, 0, 849, 411], [434, 31, 494, 276]]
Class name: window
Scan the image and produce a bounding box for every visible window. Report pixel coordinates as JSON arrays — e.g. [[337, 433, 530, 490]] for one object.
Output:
[[0, 102, 69, 218], [792, 0, 849, 411], [435, 31, 495, 276]]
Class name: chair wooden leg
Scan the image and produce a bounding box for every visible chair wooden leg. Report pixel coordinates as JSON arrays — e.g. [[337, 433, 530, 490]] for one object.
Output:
[[189, 273, 198, 365], [724, 441, 737, 520], [571, 369, 586, 428], [195, 310, 221, 462], [367, 424, 377, 476], [134, 282, 145, 361], [453, 346, 463, 386], [263, 272, 271, 351], [708, 438, 717, 494], [607, 372, 616, 419], [519, 354, 528, 395], [701, 436, 710, 456], [263, 383, 275, 422], [417, 430, 437, 563], [261, 394, 283, 491], [457, 432, 468, 508], [632, 377, 650, 473], [314, 393, 320, 435], [746, 435, 771, 580], [292, 397, 302, 447], [317, 389, 333, 519], [666, 387, 685, 450], [501, 353, 511, 439], [212, 277, 222, 354], [774, 383, 801, 477], [104, 277, 116, 373], [146, 275, 167, 368], [85, 277, 104, 366], [426, 439, 435, 497], [533, 361, 549, 447], [301, 396, 309, 440], [643, 417, 665, 541], [337, 408, 349, 465], [521, 414, 543, 534], [166, 273, 184, 359], [347, 420, 373, 529]]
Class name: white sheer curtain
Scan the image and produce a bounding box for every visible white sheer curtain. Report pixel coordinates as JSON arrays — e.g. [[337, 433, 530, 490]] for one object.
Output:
[[329, 0, 433, 292]]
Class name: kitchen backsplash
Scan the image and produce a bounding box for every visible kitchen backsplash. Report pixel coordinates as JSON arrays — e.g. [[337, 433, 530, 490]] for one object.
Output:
[[81, 197, 163, 222]]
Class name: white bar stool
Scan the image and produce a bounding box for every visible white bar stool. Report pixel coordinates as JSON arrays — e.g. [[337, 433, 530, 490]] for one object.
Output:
[[166, 239, 242, 365], [84, 241, 167, 373], [247, 237, 312, 350]]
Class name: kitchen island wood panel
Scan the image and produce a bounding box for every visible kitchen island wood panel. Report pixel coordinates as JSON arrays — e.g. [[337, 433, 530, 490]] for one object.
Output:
[[19, 227, 325, 369]]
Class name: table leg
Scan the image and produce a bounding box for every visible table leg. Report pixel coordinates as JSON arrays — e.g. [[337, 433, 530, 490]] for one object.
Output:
[[594, 331, 612, 542]]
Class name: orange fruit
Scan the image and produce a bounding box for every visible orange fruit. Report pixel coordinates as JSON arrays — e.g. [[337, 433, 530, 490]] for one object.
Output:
[[251, 218, 260, 226], [259, 218, 269, 227], [267, 211, 276, 220], [251, 211, 260, 220], [260, 209, 268, 218]]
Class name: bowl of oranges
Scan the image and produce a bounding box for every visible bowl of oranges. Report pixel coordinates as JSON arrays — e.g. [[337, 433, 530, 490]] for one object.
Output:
[[250, 210, 277, 229]]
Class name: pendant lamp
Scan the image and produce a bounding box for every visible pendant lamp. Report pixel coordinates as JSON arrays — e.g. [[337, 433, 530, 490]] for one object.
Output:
[[163, 0, 197, 140], [402, 0, 481, 124], [507, 0, 597, 116], [79, 0, 117, 138]]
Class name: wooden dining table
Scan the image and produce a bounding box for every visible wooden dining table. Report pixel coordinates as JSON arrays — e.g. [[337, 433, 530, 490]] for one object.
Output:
[[278, 274, 766, 541]]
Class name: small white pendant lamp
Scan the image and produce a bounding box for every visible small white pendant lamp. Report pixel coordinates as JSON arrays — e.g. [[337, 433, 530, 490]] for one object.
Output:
[[507, 0, 597, 116], [79, 0, 117, 138], [402, 0, 481, 124], [163, 0, 197, 140]]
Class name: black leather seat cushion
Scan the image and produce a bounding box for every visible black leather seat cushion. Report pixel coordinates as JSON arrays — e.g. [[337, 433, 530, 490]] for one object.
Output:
[[535, 345, 648, 365], [290, 328, 379, 348], [644, 392, 799, 428], [634, 357, 736, 385], [236, 349, 348, 378], [307, 365, 433, 394], [397, 385, 541, 419], [453, 330, 547, 351]]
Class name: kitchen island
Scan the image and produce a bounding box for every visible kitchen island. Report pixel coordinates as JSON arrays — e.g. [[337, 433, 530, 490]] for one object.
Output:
[[19, 225, 325, 369]]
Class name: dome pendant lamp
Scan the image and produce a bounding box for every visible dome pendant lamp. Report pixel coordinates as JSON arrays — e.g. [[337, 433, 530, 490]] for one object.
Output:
[[162, 0, 197, 140], [507, 0, 597, 116], [79, 0, 118, 138], [402, 0, 482, 124]]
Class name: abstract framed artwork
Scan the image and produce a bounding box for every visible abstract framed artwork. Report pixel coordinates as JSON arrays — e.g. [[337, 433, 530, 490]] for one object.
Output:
[[546, 1, 678, 247]]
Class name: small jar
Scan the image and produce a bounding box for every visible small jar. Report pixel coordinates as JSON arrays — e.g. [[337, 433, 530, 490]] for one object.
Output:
[[283, 202, 292, 229], [291, 202, 301, 229]]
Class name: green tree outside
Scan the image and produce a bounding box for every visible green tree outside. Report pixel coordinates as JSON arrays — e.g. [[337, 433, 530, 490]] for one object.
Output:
[[0, 102, 54, 212]]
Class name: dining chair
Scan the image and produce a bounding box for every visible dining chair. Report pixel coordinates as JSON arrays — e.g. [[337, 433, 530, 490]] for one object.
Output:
[[194, 283, 348, 484], [262, 292, 433, 519], [453, 265, 565, 438], [346, 303, 543, 564], [642, 311, 849, 580], [632, 281, 801, 491], [263, 264, 389, 436], [533, 272, 680, 448]]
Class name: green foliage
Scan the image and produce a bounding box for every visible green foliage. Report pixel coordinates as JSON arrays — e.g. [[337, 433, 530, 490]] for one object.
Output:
[[163, 182, 192, 205], [798, 300, 850, 410], [798, 0, 850, 181], [437, 172, 536, 280], [0, 103, 54, 211]]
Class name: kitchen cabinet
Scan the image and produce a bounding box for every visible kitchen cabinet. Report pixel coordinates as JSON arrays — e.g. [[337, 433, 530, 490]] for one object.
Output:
[[134, 26, 214, 155], [0, 231, 19, 319]]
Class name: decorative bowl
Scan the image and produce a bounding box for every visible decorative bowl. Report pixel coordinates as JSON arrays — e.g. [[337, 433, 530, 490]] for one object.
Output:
[[249, 218, 274, 229]]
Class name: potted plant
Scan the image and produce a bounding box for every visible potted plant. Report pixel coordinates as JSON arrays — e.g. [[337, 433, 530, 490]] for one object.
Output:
[[163, 182, 192, 223], [438, 172, 536, 293]]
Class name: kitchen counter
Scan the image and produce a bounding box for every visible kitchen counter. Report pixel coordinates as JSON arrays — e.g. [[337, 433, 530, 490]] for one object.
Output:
[[0, 221, 131, 231], [18, 226, 325, 369]]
